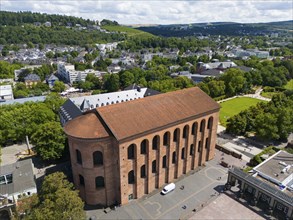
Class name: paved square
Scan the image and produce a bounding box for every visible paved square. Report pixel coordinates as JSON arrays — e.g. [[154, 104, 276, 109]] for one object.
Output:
[[85, 149, 249, 220]]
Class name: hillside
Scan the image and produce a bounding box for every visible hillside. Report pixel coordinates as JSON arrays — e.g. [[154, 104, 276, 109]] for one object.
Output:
[[137, 20, 293, 37], [102, 25, 155, 38]]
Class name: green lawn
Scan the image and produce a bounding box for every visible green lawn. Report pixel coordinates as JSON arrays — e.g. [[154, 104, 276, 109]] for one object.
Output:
[[220, 97, 265, 126], [102, 25, 154, 38], [284, 79, 293, 90], [260, 91, 278, 99]]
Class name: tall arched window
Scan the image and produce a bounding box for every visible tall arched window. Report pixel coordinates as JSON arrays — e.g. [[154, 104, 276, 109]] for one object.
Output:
[[200, 120, 205, 132], [95, 176, 105, 188], [208, 117, 213, 129], [128, 144, 135, 159], [191, 122, 197, 135], [190, 144, 194, 155], [181, 148, 185, 159], [205, 137, 209, 149], [128, 170, 135, 184], [76, 149, 82, 165], [93, 151, 103, 166], [152, 160, 157, 173], [163, 132, 170, 146], [141, 139, 147, 154], [152, 135, 159, 150], [172, 152, 176, 164], [162, 155, 167, 168], [140, 165, 146, 178], [79, 175, 85, 186], [173, 128, 179, 142], [183, 125, 189, 138]]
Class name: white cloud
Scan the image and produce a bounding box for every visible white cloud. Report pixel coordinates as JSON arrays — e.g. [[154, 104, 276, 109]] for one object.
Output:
[[1, 0, 292, 24]]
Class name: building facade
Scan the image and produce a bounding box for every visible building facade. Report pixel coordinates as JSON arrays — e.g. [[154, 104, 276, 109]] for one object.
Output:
[[64, 87, 220, 206]]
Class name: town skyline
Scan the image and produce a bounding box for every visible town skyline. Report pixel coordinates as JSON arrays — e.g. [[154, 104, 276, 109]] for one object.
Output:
[[1, 0, 292, 25]]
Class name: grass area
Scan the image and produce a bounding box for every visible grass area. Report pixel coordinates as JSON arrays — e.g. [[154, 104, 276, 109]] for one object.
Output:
[[220, 97, 265, 126], [284, 79, 293, 90], [102, 25, 155, 38], [261, 91, 279, 99]]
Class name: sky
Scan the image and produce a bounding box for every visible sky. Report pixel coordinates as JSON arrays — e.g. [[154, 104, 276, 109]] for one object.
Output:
[[1, 0, 292, 25]]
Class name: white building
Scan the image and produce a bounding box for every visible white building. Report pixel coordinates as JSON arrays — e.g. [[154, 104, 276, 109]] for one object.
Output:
[[57, 62, 102, 84], [0, 85, 14, 100]]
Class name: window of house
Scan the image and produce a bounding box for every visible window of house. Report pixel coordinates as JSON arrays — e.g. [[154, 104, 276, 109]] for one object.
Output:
[[95, 176, 105, 188], [93, 151, 103, 166], [128, 144, 135, 159], [128, 170, 135, 184], [76, 149, 82, 165], [141, 165, 146, 178], [208, 117, 213, 129], [200, 120, 205, 132], [198, 141, 201, 152], [205, 138, 209, 149]]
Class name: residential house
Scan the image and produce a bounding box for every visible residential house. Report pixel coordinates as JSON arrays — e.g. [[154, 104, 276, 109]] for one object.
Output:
[[46, 74, 59, 88], [24, 74, 41, 88]]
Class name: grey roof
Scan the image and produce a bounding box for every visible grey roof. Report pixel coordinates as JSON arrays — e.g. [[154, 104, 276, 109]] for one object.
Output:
[[24, 74, 41, 81], [0, 96, 46, 106], [201, 69, 223, 77], [253, 150, 293, 184], [0, 159, 36, 196], [46, 74, 59, 81], [59, 99, 82, 124], [229, 167, 293, 206]]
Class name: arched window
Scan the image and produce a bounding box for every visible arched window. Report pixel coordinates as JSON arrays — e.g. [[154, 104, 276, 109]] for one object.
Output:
[[152, 135, 159, 150], [128, 170, 135, 184], [141, 139, 147, 154], [101, 103, 104, 106], [208, 117, 213, 129], [173, 128, 179, 142], [183, 125, 188, 138], [163, 132, 170, 146], [95, 176, 105, 188], [205, 138, 209, 149], [162, 155, 167, 168], [96, 104, 99, 107], [200, 120, 205, 132], [198, 141, 202, 152], [116, 101, 119, 103], [152, 160, 157, 173], [79, 175, 84, 186], [191, 122, 197, 135], [190, 144, 194, 156], [172, 152, 176, 164], [93, 151, 103, 166], [181, 148, 185, 159], [140, 165, 146, 178], [128, 144, 135, 159], [76, 149, 82, 165]]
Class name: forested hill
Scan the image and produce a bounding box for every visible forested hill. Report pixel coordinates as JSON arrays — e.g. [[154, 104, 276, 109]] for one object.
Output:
[[0, 11, 95, 26], [137, 20, 293, 37]]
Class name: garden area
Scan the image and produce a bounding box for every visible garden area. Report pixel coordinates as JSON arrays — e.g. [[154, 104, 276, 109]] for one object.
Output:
[[220, 97, 264, 126]]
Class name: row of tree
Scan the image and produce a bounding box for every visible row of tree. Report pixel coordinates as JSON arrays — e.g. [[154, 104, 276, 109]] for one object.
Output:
[[226, 91, 293, 141], [0, 94, 65, 160]]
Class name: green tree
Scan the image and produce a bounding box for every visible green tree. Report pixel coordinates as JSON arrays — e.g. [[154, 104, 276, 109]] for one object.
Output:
[[255, 113, 279, 140], [120, 71, 134, 88], [207, 80, 225, 98], [27, 172, 85, 220], [31, 122, 65, 160], [103, 73, 120, 92], [53, 81, 65, 93]]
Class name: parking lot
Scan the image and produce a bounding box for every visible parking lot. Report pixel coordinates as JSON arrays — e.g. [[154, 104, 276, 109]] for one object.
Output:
[[85, 149, 244, 220]]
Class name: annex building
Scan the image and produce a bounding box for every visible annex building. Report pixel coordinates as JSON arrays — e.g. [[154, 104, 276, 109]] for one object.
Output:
[[64, 87, 220, 206]]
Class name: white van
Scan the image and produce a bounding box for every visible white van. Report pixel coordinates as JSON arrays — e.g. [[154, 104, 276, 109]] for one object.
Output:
[[161, 183, 175, 195]]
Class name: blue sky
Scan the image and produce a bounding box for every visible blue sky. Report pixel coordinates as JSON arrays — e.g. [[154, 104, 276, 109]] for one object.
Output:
[[1, 0, 292, 24]]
